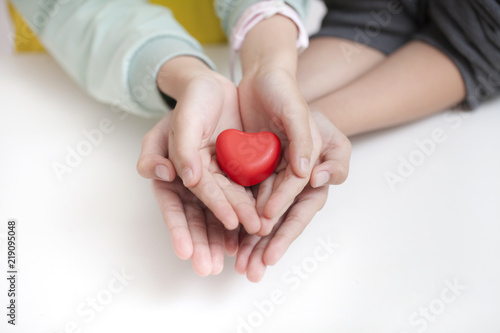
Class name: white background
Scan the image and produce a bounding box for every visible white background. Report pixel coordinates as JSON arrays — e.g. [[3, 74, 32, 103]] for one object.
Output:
[[1, 1, 500, 333]]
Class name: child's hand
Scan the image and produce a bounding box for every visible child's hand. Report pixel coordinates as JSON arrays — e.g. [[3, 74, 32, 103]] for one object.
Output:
[[234, 112, 351, 282], [137, 57, 262, 264], [239, 15, 322, 234]]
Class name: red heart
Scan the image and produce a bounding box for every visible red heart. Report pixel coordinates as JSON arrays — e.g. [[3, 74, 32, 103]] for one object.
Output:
[[216, 129, 281, 186]]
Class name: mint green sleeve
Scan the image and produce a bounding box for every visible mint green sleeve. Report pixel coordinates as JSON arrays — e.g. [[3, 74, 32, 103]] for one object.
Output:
[[214, 0, 311, 38], [10, 0, 215, 118]]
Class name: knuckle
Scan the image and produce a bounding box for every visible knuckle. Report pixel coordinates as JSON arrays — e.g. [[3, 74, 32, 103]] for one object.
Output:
[[141, 131, 156, 149], [273, 231, 295, 247], [136, 156, 150, 177], [214, 173, 232, 189], [303, 136, 314, 150], [331, 165, 349, 185], [141, 131, 152, 145], [286, 212, 305, 228], [201, 182, 222, 203], [207, 221, 223, 235], [340, 135, 352, 152]]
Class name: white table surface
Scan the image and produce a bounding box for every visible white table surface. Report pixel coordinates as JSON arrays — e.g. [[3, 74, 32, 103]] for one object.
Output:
[[1, 45, 499, 333]]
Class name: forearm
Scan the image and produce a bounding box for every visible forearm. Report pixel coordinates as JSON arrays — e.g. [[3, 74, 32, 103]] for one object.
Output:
[[309, 41, 467, 137], [215, 0, 311, 38], [10, 0, 213, 117], [156, 56, 217, 101], [240, 15, 298, 75]]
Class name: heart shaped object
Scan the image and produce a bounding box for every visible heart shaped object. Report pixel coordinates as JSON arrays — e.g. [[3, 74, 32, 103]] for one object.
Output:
[[216, 129, 281, 186]]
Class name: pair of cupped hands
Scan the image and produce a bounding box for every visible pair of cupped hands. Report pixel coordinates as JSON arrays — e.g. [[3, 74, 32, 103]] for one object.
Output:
[[136, 19, 351, 281]]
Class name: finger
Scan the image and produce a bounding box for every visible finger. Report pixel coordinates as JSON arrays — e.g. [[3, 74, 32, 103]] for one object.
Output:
[[235, 233, 261, 275], [205, 210, 225, 275], [214, 174, 261, 234], [262, 166, 308, 221], [256, 174, 283, 236], [151, 180, 193, 260], [310, 154, 350, 187], [224, 227, 240, 257], [263, 113, 325, 220], [188, 168, 239, 230], [263, 185, 329, 266], [185, 203, 212, 277], [137, 115, 176, 181], [170, 105, 205, 188], [281, 100, 314, 179], [246, 234, 274, 283], [310, 111, 352, 187], [255, 174, 276, 216]]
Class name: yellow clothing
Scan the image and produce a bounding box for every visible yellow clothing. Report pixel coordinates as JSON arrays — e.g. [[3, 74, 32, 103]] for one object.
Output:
[[8, 2, 45, 52], [151, 0, 226, 43], [8, 0, 226, 52]]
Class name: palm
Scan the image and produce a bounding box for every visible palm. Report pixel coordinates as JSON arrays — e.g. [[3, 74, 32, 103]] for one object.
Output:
[[238, 70, 290, 137], [234, 112, 351, 282], [193, 77, 243, 148], [166, 75, 261, 234], [147, 75, 263, 277], [238, 70, 322, 235], [235, 177, 329, 282]]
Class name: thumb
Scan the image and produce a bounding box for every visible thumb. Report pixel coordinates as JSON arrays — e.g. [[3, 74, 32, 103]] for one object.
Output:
[[310, 112, 352, 187], [169, 111, 204, 188], [137, 114, 176, 182], [310, 157, 349, 187], [280, 96, 315, 179]]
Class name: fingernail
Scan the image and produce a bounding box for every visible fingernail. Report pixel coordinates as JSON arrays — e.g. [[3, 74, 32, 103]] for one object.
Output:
[[314, 171, 329, 188], [155, 165, 171, 181], [182, 167, 194, 186], [300, 158, 310, 175]]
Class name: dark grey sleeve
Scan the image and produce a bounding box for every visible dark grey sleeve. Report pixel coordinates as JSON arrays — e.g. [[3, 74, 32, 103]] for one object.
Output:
[[413, 0, 500, 109]]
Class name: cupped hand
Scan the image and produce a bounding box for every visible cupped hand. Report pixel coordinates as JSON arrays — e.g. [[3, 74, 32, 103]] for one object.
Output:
[[137, 109, 249, 275], [151, 177, 226, 276], [150, 162, 251, 276], [137, 56, 261, 234], [238, 15, 324, 235], [235, 111, 351, 282], [238, 66, 323, 235], [136, 57, 263, 275]]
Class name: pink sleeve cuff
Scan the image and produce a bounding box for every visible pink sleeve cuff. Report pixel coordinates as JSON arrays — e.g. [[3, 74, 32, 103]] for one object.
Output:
[[230, 0, 309, 80], [231, 0, 309, 52]]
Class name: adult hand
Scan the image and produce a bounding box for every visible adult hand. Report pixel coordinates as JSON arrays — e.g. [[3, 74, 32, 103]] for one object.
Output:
[[150, 174, 249, 276], [235, 111, 351, 282]]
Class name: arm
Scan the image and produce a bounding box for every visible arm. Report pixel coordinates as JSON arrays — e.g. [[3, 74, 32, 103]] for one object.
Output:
[[307, 41, 466, 137], [216, 1, 323, 231], [11, 0, 261, 275], [10, 0, 215, 117], [299, 0, 500, 137]]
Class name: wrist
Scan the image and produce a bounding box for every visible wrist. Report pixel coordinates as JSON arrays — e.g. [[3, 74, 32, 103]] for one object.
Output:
[[157, 56, 215, 100], [241, 15, 299, 77]]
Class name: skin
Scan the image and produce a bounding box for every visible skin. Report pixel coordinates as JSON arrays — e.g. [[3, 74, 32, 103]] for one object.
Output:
[[137, 15, 352, 278], [236, 111, 350, 282], [144, 57, 266, 234], [137, 56, 263, 275], [239, 15, 322, 232], [299, 38, 466, 136], [235, 37, 467, 282], [137, 15, 466, 281]]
